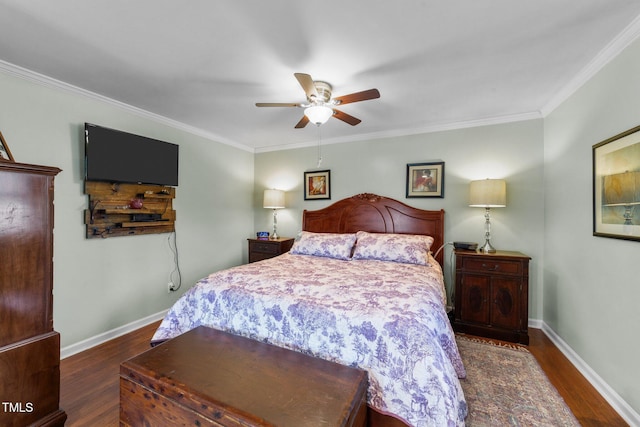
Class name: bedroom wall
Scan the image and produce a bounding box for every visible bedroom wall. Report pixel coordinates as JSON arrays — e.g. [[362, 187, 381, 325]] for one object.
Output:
[[0, 70, 255, 348], [254, 119, 545, 319], [544, 38, 640, 418]]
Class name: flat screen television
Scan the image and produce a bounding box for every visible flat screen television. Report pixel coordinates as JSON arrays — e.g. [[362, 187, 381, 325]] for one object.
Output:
[[84, 123, 179, 186]]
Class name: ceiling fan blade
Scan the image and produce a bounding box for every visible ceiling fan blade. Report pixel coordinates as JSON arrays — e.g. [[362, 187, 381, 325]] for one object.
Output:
[[295, 115, 310, 128], [333, 88, 380, 105], [333, 109, 361, 126], [255, 102, 299, 107], [294, 73, 318, 99]]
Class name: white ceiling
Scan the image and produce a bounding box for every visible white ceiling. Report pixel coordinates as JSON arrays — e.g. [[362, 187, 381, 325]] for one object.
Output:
[[1, 1, 640, 152]]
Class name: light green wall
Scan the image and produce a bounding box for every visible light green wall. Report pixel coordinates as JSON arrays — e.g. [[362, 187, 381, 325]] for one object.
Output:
[[255, 119, 545, 317], [544, 38, 640, 415], [0, 72, 254, 347]]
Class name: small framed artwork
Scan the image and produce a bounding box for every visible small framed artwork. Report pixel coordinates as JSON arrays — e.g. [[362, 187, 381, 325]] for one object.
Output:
[[406, 162, 444, 198], [593, 125, 640, 241], [0, 132, 15, 162], [304, 170, 331, 200]]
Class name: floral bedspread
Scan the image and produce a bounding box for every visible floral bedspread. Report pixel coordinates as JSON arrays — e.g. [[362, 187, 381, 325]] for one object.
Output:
[[152, 253, 467, 426]]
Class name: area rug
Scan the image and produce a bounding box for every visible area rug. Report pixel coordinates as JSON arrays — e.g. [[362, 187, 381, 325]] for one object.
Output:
[[456, 335, 580, 426]]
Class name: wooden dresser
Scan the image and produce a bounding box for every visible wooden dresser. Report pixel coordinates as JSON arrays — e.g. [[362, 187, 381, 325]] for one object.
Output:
[[453, 250, 530, 344], [247, 237, 294, 263], [0, 162, 67, 426]]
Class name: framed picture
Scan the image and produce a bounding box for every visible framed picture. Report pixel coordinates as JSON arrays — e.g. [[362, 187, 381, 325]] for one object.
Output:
[[593, 125, 640, 241], [406, 162, 444, 198], [0, 132, 14, 162], [304, 170, 331, 200]]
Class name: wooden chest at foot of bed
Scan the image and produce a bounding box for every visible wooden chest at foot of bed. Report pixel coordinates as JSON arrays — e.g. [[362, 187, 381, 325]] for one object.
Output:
[[120, 326, 368, 427]]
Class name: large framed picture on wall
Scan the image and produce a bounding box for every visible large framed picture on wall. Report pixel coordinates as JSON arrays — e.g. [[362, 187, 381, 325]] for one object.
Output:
[[593, 124, 640, 241]]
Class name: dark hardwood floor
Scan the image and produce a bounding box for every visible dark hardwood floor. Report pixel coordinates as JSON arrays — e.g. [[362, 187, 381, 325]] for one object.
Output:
[[60, 323, 628, 426], [60, 321, 161, 427], [527, 330, 628, 427]]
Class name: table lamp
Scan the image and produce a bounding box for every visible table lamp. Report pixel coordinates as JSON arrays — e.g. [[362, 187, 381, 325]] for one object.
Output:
[[263, 189, 285, 239], [469, 179, 506, 253]]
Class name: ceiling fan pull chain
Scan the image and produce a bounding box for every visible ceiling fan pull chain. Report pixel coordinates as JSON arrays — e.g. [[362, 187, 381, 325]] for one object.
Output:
[[316, 125, 323, 168]]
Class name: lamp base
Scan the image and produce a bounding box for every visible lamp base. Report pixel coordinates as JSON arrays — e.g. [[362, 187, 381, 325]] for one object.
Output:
[[479, 239, 496, 253], [270, 209, 279, 240]]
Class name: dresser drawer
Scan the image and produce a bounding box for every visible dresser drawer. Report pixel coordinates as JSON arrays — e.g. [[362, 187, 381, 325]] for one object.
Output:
[[249, 241, 279, 254], [247, 238, 294, 263], [462, 257, 523, 275]]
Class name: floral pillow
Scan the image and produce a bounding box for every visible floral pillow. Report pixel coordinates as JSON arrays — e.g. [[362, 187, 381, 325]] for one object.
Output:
[[290, 231, 357, 260], [352, 231, 434, 265]]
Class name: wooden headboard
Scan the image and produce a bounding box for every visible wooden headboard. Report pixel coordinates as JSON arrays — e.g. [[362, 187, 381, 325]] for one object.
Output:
[[302, 193, 445, 266]]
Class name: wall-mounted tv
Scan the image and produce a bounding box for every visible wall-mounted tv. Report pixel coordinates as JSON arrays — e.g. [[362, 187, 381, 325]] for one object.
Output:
[[84, 123, 179, 186]]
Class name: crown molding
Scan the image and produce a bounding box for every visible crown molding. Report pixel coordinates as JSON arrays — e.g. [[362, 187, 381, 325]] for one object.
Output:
[[254, 111, 542, 153], [0, 59, 543, 154], [541, 14, 640, 116], [0, 60, 254, 153], [5, 10, 639, 157]]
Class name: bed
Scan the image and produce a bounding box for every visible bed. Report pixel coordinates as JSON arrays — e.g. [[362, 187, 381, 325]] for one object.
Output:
[[151, 193, 467, 426]]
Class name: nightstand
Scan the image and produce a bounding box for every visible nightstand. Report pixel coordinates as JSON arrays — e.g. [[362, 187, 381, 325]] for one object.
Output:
[[247, 237, 294, 263], [453, 250, 530, 344]]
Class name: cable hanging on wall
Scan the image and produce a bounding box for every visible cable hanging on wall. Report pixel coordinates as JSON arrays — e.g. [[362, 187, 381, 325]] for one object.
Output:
[[167, 231, 182, 292]]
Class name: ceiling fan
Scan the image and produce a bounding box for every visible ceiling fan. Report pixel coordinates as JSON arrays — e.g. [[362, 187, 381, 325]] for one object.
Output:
[[256, 73, 380, 128]]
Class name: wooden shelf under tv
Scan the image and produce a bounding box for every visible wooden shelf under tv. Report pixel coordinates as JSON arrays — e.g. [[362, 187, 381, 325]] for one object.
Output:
[[84, 181, 176, 239], [121, 221, 171, 228]]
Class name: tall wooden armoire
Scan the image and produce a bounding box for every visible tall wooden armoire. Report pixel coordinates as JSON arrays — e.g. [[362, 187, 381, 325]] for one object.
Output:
[[0, 162, 67, 426]]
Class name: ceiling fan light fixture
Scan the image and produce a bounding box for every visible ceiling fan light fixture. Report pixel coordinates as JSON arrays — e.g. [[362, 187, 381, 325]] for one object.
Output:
[[304, 105, 333, 125], [256, 73, 379, 128]]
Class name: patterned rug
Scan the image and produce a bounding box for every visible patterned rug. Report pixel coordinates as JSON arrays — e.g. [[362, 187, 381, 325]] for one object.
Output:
[[456, 335, 580, 426]]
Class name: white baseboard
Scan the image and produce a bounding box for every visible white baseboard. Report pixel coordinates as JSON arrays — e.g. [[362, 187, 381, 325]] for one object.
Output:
[[540, 321, 640, 427], [60, 310, 167, 359], [528, 317, 543, 329]]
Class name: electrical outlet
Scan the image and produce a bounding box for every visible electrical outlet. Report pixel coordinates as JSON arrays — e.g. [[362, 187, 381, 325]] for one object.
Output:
[[167, 282, 174, 293]]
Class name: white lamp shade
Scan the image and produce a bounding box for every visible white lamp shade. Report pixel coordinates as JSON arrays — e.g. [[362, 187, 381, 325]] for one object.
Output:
[[469, 179, 506, 207], [263, 189, 285, 209], [304, 105, 333, 125]]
